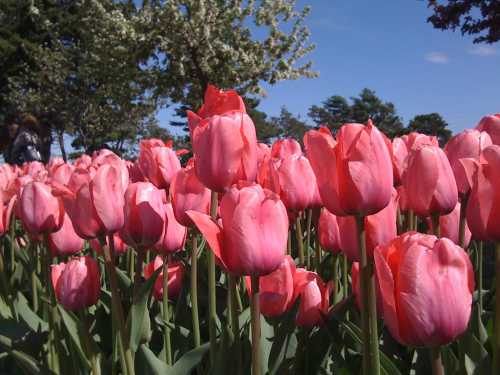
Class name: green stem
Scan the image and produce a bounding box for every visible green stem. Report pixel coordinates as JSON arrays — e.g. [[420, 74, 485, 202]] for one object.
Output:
[[79, 309, 100, 375], [133, 248, 144, 301], [431, 214, 441, 238], [305, 209, 313, 269], [494, 243, 500, 375], [478, 241, 483, 313], [190, 233, 201, 348], [295, 216, 304, 266], [229, 274, 242, 375], [355, 216, 380, 375], [342, 254, 349, 300], [162, 256, 172, 365], [9, 218, 16, 272], [430, 347, 444, 375], [250, 275, 261, 375], [458, 196, 468, 249], [332, 254, 339, 303], [287, 230, 291, 256], [208, 191, 218, 364]]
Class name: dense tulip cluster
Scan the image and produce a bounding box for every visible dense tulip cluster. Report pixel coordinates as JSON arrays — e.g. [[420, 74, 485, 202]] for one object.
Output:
[[0, 85, 497, 375]]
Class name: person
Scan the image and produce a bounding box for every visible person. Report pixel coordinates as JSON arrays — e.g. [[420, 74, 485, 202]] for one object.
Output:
[[8, 115, 43, 165]]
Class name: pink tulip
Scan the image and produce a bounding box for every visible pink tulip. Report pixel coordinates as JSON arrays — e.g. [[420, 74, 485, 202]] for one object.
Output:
[[51, 256, 101, 311], [444, 129, 492, 196], [154, 203, 187, 254], [188, 86, 257, 192], [121, 182, 165, 249], [256, 143, 271, 166], [293, 269, 331, 327], [391, 137, 408, 185], [352, 262, 383, 314], [138, 139, 181, 189], [187, 183, 288, 276], [403, 145, 458, 216], [476, 114, 500, 145], [170, 166, 211, 227], [0, 193, 15, 237], [19, 181, 64, 235], [127, 160, 145, 183], [143, 256, 185, 300], [90, 233, 128, 256], [23, 161, 48, 182], [427, 202, 471, 247], [0, 164, 17, 202], [244, 255, 296, 318], [402, 132, 439, 150], [271, 139, 302, 159], [48, 212, 84, 257], [74, 154, 92, 170], [50, 163, 75, 186], [374, 232, 474, 347], [318, 208, 342, 253]]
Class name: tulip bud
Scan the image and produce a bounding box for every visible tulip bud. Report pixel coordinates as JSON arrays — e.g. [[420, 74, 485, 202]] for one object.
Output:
[[154, 203, 187, 254], [48, 212, 84, 257], [143, 256, 185, 300], [293, 269, 332, 327], [476, 114, 500, 145]]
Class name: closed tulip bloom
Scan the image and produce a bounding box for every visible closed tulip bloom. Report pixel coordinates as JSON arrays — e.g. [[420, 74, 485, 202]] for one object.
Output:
[[318, 208, 342, 253], [51, 256, 101, 311], [74, 154, 92, 170], [0, 193, 15, 237], [403, 145, 458, 217], [155, 203, 187, 254], [23, 161, 48, 182], [170, 166, 210, 227], [374, 232, 474, 347], [127, 160, 145, 183], [466, 145, 500, 240], [293, 269, 331, 327], [50, 163, 74, 186], [188, 86, 257, 192], [392, 137, 408, 185], [444, 129, 492, 196], [244, 255, 296, 318], [403, 132, 439, 150], [90, 233, 128, 256], [121, 182, 165, 248], [144, 256, 185, 300], [138, 140, 181, 189], [187, 183, 288, 276], [428, 202, 471, 247], [48, 212, 84, 257], [256, 143, 271, 166], [19, 181, 64, 235], [271, 138, 302, 159], [476, 114, 500, 145], [351, 262, 383, 314]]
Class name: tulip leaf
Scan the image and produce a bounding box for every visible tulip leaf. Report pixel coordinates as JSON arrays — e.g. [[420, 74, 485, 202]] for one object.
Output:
[[57, 305, 92, 371], [128, 267, 161, 353], [136, 344, 171, 374], [14, 292, 47, 332], [168, 342, 210, 375], [212, 324, 235, 373]]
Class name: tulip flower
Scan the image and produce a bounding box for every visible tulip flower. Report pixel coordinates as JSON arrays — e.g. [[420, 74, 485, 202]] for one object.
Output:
[[256, 143, 271, 166], [403, 145, 458, 217], [293, 268, 331, 327], [391, 137, 408, 185], [374, 232, 474, 347], [89, 233, 128, 257], [48, 212, 84, 257], [23, 161, 48, 182], [244, 255, 296, 318], [403, 132, 439, 150], [188, 85, 257, 192], [444, 129, 491, 196], [74, 154, 92, 170], [50, 163, 74, 186], [143, 256, 185, 300], [138, 139, 181, 189], [51, 256, 101, 311], [121, 182, 165, 249], [0, 193, 15, 237], [187, 183, 288, 276], [318, 208, 342, 253], [170, 165, 211, 227], [476, 114, 500, 145], [307, 122, 393, 216], [271, 138, 302, 159], [428, 202, 471, 247], [351, 262, 383, 314], [19, 181, 64, 235], [155, 203, 187, 254]]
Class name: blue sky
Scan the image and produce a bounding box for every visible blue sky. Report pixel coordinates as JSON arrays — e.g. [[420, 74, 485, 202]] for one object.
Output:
[[159, 0, 500, 135]]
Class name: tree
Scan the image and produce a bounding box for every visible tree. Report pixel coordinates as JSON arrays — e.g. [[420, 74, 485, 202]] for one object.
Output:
[[407, 113, 452, 146], [427, 0, 500, 44], [308, 89, 404, 137], [270, 107, 309, 143]]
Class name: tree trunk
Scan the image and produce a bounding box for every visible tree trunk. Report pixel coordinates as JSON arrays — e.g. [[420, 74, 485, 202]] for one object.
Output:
[[57, 130, 67, 162]]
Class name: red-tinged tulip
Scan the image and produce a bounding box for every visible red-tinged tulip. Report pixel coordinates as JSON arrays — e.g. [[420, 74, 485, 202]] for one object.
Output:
[[0, 164, 16, 202], [187, 183, 288, 276], [51, 256, 101, 311], [50, 163, 74, 186], [392, 137, 408, 185], [155, 203, 187, 254], [67, 168, 95, 193], [466, 145, 500, 240], [256, 143, 271, 166], [48, 212, 84, 257], [121, 182, 165, 249], [89, 233, 128, 256], [428, 202, 471, 247], [374, 232, 474, 347], [138, 140, 181, 189], [170, 166, 210, 227], [271, 138, 302, 159], [318, 208, 342, 253], [293, 269, 331, 327], [48, 157, 65, 172], [351, 262, 383, 314], [19, 181, 64, 235], [403, 145, 458, 216], [74, 154, 92, 170], [244, 255, 296, 318], [127, 160, 145, 183], [402, 132, 439, 150], [188, 86, 257, 192], [337, 191, 397, 261], [476, 114, 500, 145], [23, 161, 48, 182], [444, 129, 492, 196], [0, 193, 15, 237], [91, 150, 129, 189], [143, 256, 185, 300], [396, 185, 409, 213]]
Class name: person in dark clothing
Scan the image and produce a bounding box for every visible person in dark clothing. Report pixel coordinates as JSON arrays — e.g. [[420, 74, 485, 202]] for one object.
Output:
[[8, 115, 43, 166]]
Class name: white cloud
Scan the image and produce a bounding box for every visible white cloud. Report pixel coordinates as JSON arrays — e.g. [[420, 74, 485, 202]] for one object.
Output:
[[468, 45, 497, 57], [425, 52, 450, 64]]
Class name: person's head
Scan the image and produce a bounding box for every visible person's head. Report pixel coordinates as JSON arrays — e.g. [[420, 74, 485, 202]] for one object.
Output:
[[7, 123, 19, 139], [20, 114, 40, 134]]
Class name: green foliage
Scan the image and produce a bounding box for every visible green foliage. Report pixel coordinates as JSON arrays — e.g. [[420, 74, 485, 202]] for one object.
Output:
[[270, 107, 309, 143], [407, 112, 452, 146]]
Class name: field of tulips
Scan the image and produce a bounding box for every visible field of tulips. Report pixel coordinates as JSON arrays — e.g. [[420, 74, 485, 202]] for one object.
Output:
[[1, 85, 500, 375]]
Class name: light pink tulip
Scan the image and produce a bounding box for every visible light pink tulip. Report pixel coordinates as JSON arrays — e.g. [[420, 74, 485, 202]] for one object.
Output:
[[48, 212, 84, 257], [318, 208, 342, 253], [143, 256, 185, 300], [155, 203, 187, 254], [293, 269, 331, 327], [138, 139, 181, 189], [476, 114, 500, 145], [89, 233, 128, 256]]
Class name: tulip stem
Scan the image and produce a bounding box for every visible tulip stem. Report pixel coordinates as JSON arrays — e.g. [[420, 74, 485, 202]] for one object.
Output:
[[162, 256, 172, 365], [355, 215, 380, 375], [305, 209, 313, 269], [430, 347, 444, 375], [79, 309, 100, 375], [30, 242, 38, 313], [208, 191, 218, 364], [295, 216, 305, 266], [458, 196, 468, 249], [9, 218, 16, 272], [431, 214, 441, 238], [478, 241, 483, 313], [287, 230, 292, 256], [133, 249, 145, 301], [229, 274, 242, 374], [342, 255, 349, 301], [190, 233, 201, 348], [494, 243, 500, 375], [250, 275, 261, 375], [332, 253, 338, 302]]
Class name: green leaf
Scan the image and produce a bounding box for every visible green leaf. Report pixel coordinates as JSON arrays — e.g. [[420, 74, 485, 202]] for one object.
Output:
[[10, 349, 55, 375], [13, 292, 47, 332], [136, 344, 171, 375], [57, 305, 91, 371], [170, 342, 210, 375], [128, 267, 161, 352]]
